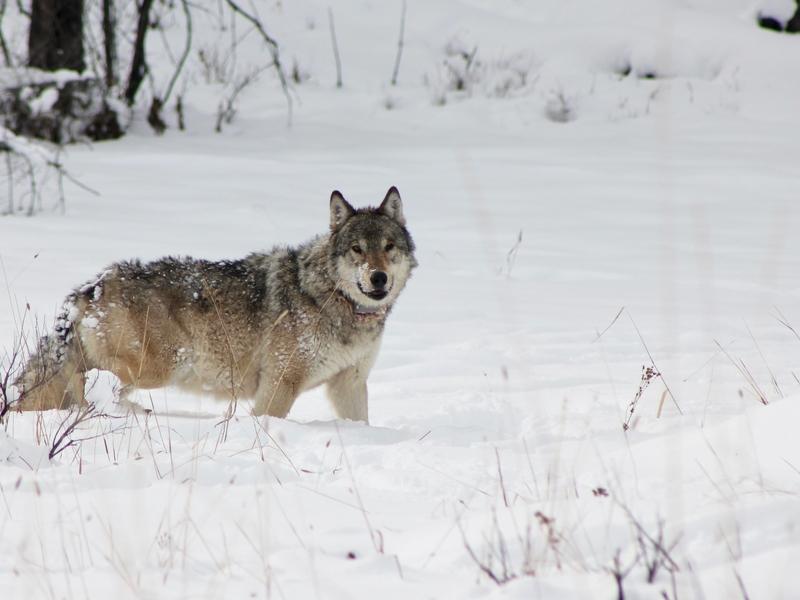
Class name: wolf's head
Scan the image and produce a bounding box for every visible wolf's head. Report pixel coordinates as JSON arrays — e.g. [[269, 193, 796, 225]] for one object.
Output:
[[329, 187, 417, 312]]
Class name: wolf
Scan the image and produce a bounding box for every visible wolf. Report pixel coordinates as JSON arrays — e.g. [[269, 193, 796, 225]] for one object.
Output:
[[13, 187, 416, 422]]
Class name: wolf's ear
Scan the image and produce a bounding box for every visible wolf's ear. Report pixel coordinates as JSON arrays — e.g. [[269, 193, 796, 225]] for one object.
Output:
[[330, 191, 355, 230], [379, 186, 405, 225]]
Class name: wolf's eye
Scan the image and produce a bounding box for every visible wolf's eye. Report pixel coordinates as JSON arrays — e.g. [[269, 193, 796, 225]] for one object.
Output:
[[384, 242, 395, 252], [351, 244, 363, 254]]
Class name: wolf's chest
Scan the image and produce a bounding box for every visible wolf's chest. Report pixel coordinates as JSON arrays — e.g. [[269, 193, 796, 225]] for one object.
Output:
[[301, 329, 381, 390]]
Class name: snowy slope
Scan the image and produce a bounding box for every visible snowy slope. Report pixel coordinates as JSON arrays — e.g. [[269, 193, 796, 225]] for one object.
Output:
[[1, 1, 800, 598]]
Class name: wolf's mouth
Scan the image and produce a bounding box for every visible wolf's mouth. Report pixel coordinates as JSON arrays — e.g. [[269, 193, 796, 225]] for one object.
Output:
[[357, 283, 389, 301]]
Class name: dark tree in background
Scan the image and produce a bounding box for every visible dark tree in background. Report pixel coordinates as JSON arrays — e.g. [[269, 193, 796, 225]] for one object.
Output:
[[1, 0, 122, 143], [102, 0, 116, 89], [0, 0, 288, 212], [28, 0, 85, 72], [125, 0, 154, 105], [2, 0, 287, 146]]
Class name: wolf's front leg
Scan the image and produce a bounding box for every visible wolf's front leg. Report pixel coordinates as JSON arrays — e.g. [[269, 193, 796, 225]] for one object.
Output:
[[253, 378, 300, 418], [325, 366, 369, 423]]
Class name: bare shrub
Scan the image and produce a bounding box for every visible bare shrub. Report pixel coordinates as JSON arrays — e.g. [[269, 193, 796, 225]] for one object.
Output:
[[544, 88, 576, 123], [215, 65, 268, 132], [459, 509, 535, 585], [290, 58, 310, 85], [0, 322, 27, 419], [198, 45, 233, 85], [426, 37, 534, 105], [459, 505, 571, 585], [48, 402, 100, 460], [609, 502, 681, 599]]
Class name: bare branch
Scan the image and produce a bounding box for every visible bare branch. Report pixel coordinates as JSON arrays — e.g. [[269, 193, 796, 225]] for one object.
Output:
[[49, 403, 98, 460], [223, 0, 293, 123], [0, 0, 11, 66], [327, 7, 342, 88], [161, 0, 193, 106], [390, 0, 406, 86]]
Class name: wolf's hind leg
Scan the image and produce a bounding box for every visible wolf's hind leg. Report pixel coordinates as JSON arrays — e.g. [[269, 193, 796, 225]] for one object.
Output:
[[325, 366, 368, 423], [13, 290, 97, 411], [15, 334, 88, 411]]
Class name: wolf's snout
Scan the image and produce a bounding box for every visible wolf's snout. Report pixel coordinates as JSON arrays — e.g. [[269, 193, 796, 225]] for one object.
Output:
[[370, 271, 388, 289]]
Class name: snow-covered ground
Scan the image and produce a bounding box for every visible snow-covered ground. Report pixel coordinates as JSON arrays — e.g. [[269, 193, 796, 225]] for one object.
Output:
[[1, 1, 800, 598]]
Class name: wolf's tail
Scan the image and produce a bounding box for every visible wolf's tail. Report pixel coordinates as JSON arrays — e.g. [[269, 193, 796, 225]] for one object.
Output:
[[14, 292, 91, 411]]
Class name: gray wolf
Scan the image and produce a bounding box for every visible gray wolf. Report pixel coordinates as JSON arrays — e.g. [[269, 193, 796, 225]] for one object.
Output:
[[13, 187, 416, 422]]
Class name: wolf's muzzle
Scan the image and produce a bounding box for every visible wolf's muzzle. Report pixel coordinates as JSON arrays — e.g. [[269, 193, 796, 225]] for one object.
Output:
[[370, 271, 388, 289]]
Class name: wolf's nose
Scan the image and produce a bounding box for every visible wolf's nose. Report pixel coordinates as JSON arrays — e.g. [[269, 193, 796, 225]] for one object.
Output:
[[370, 271, 388, 289]]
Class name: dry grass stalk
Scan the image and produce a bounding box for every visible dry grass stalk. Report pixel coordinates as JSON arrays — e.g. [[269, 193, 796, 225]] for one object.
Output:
[[623, 365, 661, 431], [713, 340, 768, 405]]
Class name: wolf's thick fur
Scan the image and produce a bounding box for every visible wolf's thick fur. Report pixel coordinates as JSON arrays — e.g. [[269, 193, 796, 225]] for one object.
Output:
[[15, 187, 416, 422]]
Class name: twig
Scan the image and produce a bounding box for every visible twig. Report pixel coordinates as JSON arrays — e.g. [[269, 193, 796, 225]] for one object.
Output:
[[0, 0, 11, 66], [175, 95, 186, 130], [774, 307, 800, 342], [713, 339, 768, 405], [0, 320, 27, 419], [327, 7, 342, 88], [224, 0, 293, 124], [495, 447, 509, 507], [607, 549, 637, 600], [161, 0, 193, 107], [54, 162, 100, 197], [682, 338, 735, 382], [733, 569, 751, 600], [593, 306, 625, 343], [4, 151, 12, 213], [54, 147, 65, 214], [214, 65, 268, 132], [457, 519, 504, 585], [390, 0, 406, 86], [616, 502, 681, 573], [49, 403, 100, 460], [745, 321, 782, 399], [783, 458, 800, 478], [504, 230, 523, 278]]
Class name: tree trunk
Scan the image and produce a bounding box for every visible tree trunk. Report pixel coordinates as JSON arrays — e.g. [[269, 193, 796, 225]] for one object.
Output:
[[15, 0, 123, 143], [125, 0, 155, 105], [102, 0, 116, 88], [28, 0, 85, 72]]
